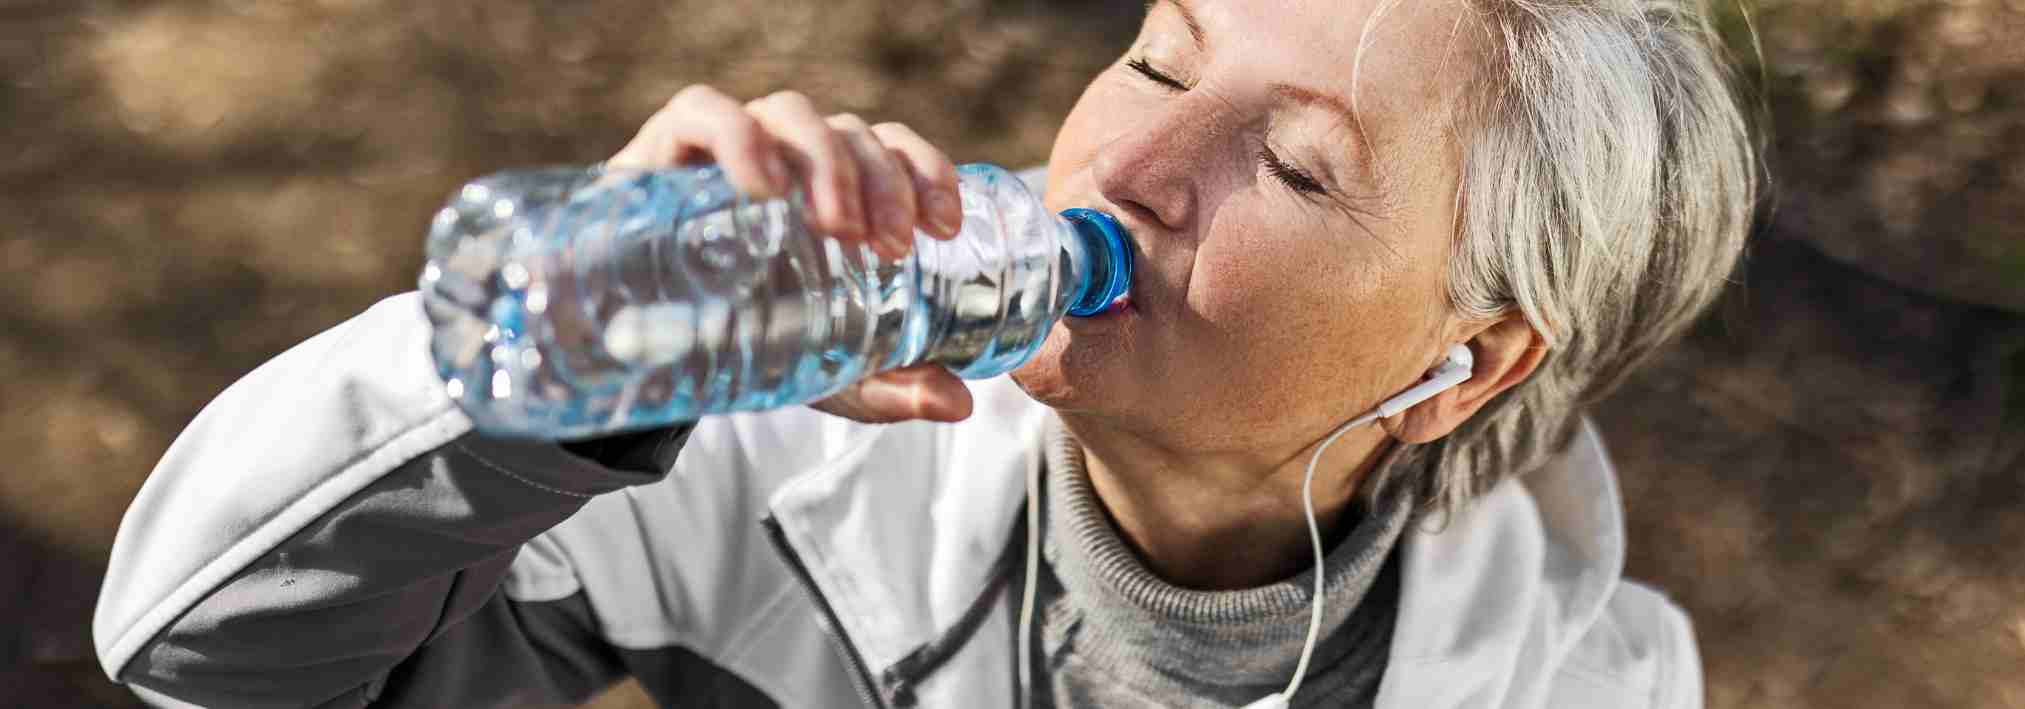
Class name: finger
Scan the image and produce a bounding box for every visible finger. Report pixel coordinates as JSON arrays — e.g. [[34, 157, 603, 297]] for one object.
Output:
[[748, 91, 867, 243], [829, 114, 917, 258], [869, 122, 963, 240], [855, 366, 974, 422], [611, 85, 788, 198]]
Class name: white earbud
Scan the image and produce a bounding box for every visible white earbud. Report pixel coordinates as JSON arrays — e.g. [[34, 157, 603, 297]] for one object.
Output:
[[1374, 344, 1474, 419]]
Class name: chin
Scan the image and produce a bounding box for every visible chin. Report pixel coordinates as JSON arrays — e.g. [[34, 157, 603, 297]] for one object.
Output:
[[1009, 327, 1129, 413]]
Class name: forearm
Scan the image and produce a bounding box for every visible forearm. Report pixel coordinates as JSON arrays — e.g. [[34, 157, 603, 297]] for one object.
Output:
[[93, 292, 692, 706], [118, 427, 687, 707]]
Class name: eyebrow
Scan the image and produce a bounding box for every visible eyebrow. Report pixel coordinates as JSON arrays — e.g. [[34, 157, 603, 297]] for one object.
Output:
[[1270, 82, 1379, 185], [1151, 0, 1206, 49], [1159, 0, 1377, 181], [1153, 2, 1357, 136], [1269, 83, 1359, 134]]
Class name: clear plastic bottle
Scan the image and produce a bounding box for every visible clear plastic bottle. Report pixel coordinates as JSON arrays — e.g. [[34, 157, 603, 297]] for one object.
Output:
[[419, 163, 1132, 439]]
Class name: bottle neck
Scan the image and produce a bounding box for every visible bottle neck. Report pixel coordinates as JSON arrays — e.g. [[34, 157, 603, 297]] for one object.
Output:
[[1058, 208, 1132, 318]]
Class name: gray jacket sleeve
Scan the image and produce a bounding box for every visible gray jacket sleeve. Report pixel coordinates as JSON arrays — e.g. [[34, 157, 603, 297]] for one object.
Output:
[[94, 292, 689, 707]]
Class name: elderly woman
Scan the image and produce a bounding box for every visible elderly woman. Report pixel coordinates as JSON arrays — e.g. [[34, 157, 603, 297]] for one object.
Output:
[[94, 0, 1752, 707]]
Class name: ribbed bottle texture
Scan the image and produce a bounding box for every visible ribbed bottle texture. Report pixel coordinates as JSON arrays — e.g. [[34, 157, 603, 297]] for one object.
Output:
[[419, 163, 1130, 439]]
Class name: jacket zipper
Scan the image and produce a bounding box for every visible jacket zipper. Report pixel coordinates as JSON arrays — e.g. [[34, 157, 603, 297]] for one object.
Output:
[[764, 516, 889, 709], [877, 504, 1028, 706]]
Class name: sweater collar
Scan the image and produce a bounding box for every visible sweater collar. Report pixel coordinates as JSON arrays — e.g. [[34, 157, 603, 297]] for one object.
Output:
[[764, 376, 1631, 709], [1040, 415, 1415, 691]]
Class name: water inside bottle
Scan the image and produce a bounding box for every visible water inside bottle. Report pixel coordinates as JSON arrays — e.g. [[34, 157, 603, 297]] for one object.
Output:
[[424, 163, 1087, 437]]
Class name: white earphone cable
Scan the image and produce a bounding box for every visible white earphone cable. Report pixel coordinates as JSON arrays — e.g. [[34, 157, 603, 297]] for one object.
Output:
[[1282, 410, 1380, 701], [1018, 410, 1389, 708], [1019, 346, 1466, 708]]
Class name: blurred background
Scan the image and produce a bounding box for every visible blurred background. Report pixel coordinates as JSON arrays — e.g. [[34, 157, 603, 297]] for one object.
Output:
[[1, 0, 2019, 706]]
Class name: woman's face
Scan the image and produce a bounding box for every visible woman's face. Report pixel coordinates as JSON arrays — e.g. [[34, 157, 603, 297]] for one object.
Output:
[[1015, 0, 1477, 454]]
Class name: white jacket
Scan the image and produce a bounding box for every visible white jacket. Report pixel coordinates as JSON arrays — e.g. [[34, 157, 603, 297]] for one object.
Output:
[[95, 291, 1701, 708]]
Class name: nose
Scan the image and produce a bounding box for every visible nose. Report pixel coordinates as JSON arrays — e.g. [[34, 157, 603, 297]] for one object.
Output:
[[1091, 100, 1212, 233]]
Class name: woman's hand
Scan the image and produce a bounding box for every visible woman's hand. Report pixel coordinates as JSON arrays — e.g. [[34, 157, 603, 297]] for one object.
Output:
[[610, 85, 974, 423]]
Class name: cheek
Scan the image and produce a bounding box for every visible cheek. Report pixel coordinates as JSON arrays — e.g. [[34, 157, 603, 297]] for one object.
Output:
[[1160, 232, 1399, 435], [1189, 221, 1387, 335], [1182, 214, 1447, 413]]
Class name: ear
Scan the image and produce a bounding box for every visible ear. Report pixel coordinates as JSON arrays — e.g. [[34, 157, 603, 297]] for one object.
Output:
[[1379, 314, 1546, 444]]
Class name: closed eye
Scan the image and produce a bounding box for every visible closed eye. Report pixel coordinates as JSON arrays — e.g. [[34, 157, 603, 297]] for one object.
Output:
[[1126, 57, 1189, 92], [1257, 147, 1326, 195]]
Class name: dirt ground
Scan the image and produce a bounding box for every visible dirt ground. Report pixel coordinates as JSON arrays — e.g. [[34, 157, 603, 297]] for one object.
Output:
[[2, 1, 2020, 707]]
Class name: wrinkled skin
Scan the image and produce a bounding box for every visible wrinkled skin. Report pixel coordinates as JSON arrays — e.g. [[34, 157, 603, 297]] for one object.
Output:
[[1012, 0, 1542, 588], [613, 0, 1544, 589]]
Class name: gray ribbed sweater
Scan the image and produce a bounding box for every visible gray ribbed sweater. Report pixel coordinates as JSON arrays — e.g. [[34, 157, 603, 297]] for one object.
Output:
[[1021, 418, 1413, 708]]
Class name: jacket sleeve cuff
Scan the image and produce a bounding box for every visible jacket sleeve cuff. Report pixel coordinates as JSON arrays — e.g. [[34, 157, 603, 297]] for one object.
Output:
[[560, 424, 696, 477], [458, 424, 695, 498]]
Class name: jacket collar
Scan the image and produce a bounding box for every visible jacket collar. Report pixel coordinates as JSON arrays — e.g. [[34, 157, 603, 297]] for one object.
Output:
[[767, 377, 1627, 708], [1374, 420, 1626, 706], [765, 377, 1047, 704]]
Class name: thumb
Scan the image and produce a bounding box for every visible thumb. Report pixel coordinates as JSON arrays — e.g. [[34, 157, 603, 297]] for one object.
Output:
[[810, 365, 975, 423], [856, 366, 974, 422]]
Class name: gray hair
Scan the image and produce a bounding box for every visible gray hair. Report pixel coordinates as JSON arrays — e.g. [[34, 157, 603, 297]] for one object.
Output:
[[1371, 0, 1759, 519]]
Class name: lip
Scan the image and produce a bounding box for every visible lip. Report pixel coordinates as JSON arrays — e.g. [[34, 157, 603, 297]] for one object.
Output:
[[1055, 198, 1145, 323], [1082, 240, 1148, 322], [1104, 293, 1132, 314], [1077, 293, 1134, 321]]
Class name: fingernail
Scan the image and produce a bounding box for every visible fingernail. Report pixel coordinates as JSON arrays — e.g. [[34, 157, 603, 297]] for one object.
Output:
[[884, 207, 915, 253], [827, 197, 860, 240], [858, 377, 892, 400], [843, 198, 866, 240], [866, 236, 894, 261], [766, 155, 791, 194], [927, 192, 962, 237]]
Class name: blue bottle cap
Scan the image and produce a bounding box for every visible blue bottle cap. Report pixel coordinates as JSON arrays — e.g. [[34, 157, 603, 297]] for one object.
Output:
[[1060, 208, 1133, 317]]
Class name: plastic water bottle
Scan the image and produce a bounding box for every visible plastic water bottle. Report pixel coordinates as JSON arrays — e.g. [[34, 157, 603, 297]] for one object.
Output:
[[419, 163, 1133, 439]]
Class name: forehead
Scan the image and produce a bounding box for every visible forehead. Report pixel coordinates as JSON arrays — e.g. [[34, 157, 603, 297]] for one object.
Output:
[[1173, 0, 1477, 128]]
